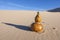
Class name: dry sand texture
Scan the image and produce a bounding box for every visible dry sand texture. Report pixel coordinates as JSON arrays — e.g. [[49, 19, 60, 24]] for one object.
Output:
[[0, 10, 60, 40]]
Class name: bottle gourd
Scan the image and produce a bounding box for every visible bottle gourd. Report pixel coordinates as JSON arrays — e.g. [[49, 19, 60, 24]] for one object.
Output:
[[31, 12, 43, 32]]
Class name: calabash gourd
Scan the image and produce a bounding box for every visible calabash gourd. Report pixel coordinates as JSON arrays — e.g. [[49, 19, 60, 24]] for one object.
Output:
[[31, 12, 43, 32]]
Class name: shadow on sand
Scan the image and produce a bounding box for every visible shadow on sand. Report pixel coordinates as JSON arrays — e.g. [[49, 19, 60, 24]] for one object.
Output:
[[2, 22, 32, 31]]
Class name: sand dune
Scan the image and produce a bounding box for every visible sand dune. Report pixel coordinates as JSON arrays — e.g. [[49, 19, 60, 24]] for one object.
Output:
[[0, 10, 60, 40]]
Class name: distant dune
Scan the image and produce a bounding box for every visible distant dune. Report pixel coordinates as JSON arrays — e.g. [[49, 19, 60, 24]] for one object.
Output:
[[0, 10, 60, 40], [48, 7, 60, 12]]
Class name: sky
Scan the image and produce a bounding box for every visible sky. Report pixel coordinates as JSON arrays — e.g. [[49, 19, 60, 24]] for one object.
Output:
[[0, 0, 60, 11]]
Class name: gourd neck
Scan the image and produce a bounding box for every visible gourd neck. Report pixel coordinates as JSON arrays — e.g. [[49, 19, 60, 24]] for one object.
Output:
[[37, 12, 39, 16]]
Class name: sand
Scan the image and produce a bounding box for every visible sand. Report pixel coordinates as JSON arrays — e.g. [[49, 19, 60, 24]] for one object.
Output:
[[0, 10, 60, 40]]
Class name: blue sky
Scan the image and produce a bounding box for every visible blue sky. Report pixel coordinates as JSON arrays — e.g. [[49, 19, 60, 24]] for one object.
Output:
[[0, 0, 60, 11]]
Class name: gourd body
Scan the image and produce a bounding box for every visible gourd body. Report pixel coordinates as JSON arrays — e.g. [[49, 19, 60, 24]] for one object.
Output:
[[31, 23, 43, 32]]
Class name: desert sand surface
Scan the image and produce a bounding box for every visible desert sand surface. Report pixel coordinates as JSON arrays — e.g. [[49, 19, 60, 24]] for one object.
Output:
[[0, 10, 60, 40]]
